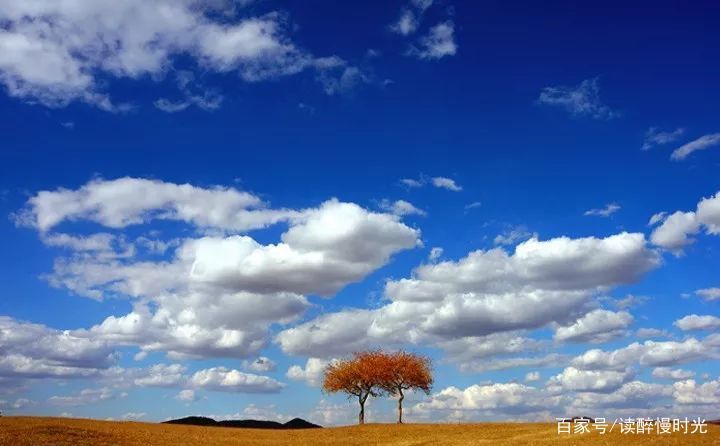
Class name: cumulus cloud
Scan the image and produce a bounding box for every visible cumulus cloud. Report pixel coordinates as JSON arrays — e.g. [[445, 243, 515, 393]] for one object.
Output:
[[652, 367, 695, 380], [570, 338, 716, 371], [190, 367, 284, 393], [431, 176, 462, 191], [15, 177, 284, 232], [277, 232, 660, 361], [537, 77, 617, 119], [176, 389, 196, 402], [673, 379, 720, 405], [642, 127, 685, 151], [133, 364, 186, 387], [18, 179, 419, 360], [674, 315, 720, 331], [243, 357, 277, 373], [649, 211, 700, 254], [0, 0, 352, 109], [569, 381, 672, 411], [434, 333, 547, 371], [584, 203, 621, 217], [547, 367, 632, 393], [670, 133, 720, 161], [649, 191, 720, 254], [0, 316, 115, 380], [695, 287, 720, 302], [553, 309, 633, 344], [413, 383, 558, 417], [286, 358, 331, 387]]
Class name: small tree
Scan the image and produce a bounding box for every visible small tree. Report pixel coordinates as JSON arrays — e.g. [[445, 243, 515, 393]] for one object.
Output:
[[322, 351, 384, 424], [379, 351, 433, 424]]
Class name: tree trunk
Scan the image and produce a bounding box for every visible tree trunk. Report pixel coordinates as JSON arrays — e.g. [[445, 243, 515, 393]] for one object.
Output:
[[358, 393, 366, 425], [397, 388, 404, 424]]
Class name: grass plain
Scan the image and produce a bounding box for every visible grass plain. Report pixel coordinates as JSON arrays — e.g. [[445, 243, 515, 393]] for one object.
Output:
[[1, 416, 718, 445]]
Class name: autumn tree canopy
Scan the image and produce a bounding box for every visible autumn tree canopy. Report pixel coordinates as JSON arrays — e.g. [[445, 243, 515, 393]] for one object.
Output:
[[378, 351, 433, 423], [322, 351, 386, 424], [322, 350, 433, 425]]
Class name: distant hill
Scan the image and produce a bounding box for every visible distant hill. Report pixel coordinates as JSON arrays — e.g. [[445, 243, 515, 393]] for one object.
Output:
[[163, 416, 321, 430]]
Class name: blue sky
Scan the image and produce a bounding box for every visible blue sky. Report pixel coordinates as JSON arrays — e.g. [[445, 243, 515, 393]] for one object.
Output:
[[0, 0, 719, 424]]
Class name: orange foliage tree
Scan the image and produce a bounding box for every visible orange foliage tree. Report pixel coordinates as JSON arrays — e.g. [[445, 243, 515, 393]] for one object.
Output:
[[378, 351, 433, 424], [322, 351, 385, 424], [322, 350, 433, 425]]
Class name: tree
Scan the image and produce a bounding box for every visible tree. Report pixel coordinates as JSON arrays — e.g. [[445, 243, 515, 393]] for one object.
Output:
[[378, 351, 433, 424], [322, 351, 385, 425]]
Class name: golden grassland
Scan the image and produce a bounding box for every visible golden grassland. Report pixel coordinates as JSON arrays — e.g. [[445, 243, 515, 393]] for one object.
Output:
[[1, 416, 718, 445]]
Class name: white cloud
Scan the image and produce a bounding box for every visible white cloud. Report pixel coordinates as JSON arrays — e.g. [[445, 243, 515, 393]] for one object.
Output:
[[584, 203, 621, 217], [493, 226, 535, 246], [671, 133, 720, 161], [435, 332, 546, 370], [176, 389, 196, 402], [49, 387, 113, 407], [648, 212, 668, 226], [19, 180, 419, 360], [525, 372, 540, 382], [243, 357, 277, 373], [413, 383, 557, 416], [464, 201, 482, 212], [428, 247, 444, 262], [548, 367, 632, 392], [674, 315, 720, 331], [133, 364, 186, 387], [390, 0, 434, 36], [673, 379, 720, 405], [650, 191, 720, 253], [276, 309, 376, 357], [286, 358, 331, 387], [652, 367, 694, 380], [696, 287, 720, 302], [0, 316, 115, 380], [278, 232, 660, 358], [41, 233, 116, 252], [554, 309, 633, 344], [452, 354, 567, 374], [636, 328, 671, 339], [379, 199, 426, 216], [537, 77, 617, 119], [190, 367, 284, 393], [569, 381, 672, 411], [122, 412, 146, 420], [154, 70, 223, 113], [0, 1, 349, 109], [15, 177, 285, 232], [642, 127, 684, 151], [408, 22, 457, 60], [431, 176, 462, 191], [649, 211, 700, 254], [399, 178, 424, 188], [570, 338, 715, 371]]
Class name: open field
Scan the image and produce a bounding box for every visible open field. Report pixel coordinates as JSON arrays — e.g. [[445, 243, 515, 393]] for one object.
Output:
[[1, 417, 719, 445]]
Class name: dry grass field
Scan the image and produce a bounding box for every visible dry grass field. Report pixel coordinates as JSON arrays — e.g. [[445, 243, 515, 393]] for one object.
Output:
[[1, 416, 718, 445]]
